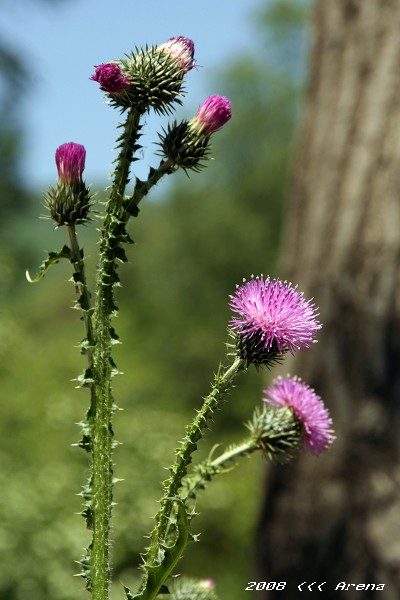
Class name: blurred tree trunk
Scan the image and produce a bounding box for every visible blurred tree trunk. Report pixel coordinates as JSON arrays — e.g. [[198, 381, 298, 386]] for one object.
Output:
[[255, 1, 400, 597]]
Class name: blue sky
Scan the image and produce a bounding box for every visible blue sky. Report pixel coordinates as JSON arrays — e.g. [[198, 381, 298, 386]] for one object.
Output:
[[2, 0, 263, 190]]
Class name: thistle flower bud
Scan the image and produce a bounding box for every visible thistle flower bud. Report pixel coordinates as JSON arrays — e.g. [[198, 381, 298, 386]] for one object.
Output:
[[158, 120, 211, 172], [100, 38, 195, 113], [168, 577, 220, 600], [45, 142, 93, 226], [246, 404, 301, 461], [159, 95, 231, 171], [189, 96, 231, 135], [55, 142, 86, 185], [157, 36, 195, 73], [90, 62, 130, 94]]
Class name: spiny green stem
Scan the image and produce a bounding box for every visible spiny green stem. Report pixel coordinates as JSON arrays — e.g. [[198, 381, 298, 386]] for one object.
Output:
[[66, 224, 97, 588], [182, 440, 258, 501], [67, 224, 95, 360], [123, 158, 175, 217], [66, 223, 114, 599], [156, 356, 245, 549], [210, 441, 257, 467], [136, 355, 245, 600], [106, 109, 142, 222], [89, 108, 143, 600], [97, 108, 143, 316], [90, 316, 114, 600]]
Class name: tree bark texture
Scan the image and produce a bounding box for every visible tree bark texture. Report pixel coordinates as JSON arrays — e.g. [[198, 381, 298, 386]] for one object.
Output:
[[255, 1, 400, 598]]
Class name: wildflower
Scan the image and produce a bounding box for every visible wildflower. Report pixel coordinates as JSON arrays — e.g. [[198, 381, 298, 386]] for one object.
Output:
[[45, 142, 93, 226], [90, 62, 130, 94], [159, 96, 232, 171], [112, 37, 194, 114], [157, 36, 195, 73], [229, 276, 320, 356], [55, 142, 86, 186], [263, 376, 335, 454], [189, 95, 232, 135]]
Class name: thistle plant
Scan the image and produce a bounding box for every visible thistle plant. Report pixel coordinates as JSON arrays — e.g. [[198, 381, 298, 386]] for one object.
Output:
[[28, 36, 335, 600]]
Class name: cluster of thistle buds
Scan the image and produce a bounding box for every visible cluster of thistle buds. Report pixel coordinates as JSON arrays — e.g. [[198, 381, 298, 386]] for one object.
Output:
[[44, 36, 232, 227]]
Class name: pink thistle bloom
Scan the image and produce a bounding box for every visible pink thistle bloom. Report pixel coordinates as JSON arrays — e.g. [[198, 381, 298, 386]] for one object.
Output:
[[190, 95, 232, 135], [157, 36, 195, 73], [90, 62, 130, 93], [229, 276, 320, 354], [263, 376, 335, 454], [55, 142, 86, 185]]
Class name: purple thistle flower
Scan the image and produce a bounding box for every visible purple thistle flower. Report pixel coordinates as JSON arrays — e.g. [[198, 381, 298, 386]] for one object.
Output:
[[157, 36, 195, 73], [55, 142, 86, 185], [229, 276, 320, 355], [263, 376, 335, 454], [190, 95, 232, 135], [90, 62, 130, 93]]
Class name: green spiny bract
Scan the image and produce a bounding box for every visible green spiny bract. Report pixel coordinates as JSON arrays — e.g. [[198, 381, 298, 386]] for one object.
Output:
[[246, 404, 301, 461], [160, 578, 220, 600], [159, 120, 211, 172], [44, 181, 94, 226], [112, 47, 188, 114], [228, 329, 284, 370]]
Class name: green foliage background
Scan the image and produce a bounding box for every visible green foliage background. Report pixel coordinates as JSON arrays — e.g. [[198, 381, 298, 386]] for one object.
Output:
[[0, 2, 310, 598]]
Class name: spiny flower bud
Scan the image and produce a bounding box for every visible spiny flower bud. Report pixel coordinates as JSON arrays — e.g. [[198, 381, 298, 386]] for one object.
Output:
[[159, 95, 231, 172], [157, 36, 195, 73], [168, 577, 220, 600], [45, 142, 93, 226], [90, 62, 130, 94], [55, 142, 86, 185], [246, 404, 301, 462], [98, 37, 195, 113], [189, 95, 232, 135]]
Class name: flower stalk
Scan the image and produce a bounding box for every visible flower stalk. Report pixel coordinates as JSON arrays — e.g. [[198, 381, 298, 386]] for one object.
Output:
[[66, 224, 94, 353], [183, 405, 301, 501], [123, 158, 175, 217], [85, 107, 144, 599], [135, 355, 245, 600]]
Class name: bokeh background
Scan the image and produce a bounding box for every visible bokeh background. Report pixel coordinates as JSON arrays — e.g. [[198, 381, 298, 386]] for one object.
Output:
[[2, 0, 400, 599]]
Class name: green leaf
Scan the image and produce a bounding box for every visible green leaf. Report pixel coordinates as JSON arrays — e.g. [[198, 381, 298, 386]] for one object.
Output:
[[26, 245, 72, 283], [134, 500, 189, 599]]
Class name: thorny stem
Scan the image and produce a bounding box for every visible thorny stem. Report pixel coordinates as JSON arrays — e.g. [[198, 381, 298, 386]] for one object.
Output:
[[70, 111, 181, 600], [123, 157, 175, 217], [82, 111, 175, 600], [136, 355, 245, 600], [107, 109, 142, 222], [66, 224, 95, 362], [182, 440, 258, 501], [89, 107, 143, 600]]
